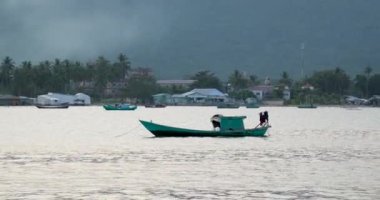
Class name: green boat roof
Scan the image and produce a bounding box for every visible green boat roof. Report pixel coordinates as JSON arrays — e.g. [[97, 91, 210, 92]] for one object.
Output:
[[218, 115, 246, 131], [220, 116, 246, 119]]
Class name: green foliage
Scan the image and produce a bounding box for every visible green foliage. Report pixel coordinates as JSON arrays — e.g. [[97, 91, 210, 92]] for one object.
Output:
[[369, 74, 380, 96], [0, 53, 133, 101], [364, 66, 372, 77], [249, 74, 260, 85], [229, 89, 255, 101], [278, 71, 293, 87], [228, 70, 250, 91], [0, 53, 378, 105], [158, 84, 188, 94], [291, 90, 341, 105], [190, 70, 222, 90], [124, 72, 157, 103], [115, 53, 131, 80], [273, 86, 284, 99], [92, 56, 110, 97], [364, 66, 373, 98], [354, 74, 367, 97], [12, 61, 36, 96], [312, 93, 341, 104], [0, 56, 15, 90], [308, 67, 351, 95]]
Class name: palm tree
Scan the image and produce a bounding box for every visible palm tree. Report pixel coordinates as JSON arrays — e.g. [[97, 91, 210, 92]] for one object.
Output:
[[190, 70, 222, 90], [249, 74, 259, 85], [0, 56, 15, 88], [117, 53, 131, 80], [279, 71, 292, 87], [228, 70, 249, 91], [13, 61, 34, 96]]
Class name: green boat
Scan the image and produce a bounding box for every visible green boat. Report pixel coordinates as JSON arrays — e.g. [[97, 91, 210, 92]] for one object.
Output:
[[139, 115, 270, 137], [103, 103, 137, 110]]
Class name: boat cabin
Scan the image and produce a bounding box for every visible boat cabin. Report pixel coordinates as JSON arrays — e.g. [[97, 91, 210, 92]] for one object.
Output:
[[211, 115, 246, 131]]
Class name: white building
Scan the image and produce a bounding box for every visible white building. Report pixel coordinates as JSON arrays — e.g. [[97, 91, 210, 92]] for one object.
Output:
[[172, 88, 227, 105], [283, 86, 291, 101], [36, 92, 91, 105], [251, 85, 274, 100]]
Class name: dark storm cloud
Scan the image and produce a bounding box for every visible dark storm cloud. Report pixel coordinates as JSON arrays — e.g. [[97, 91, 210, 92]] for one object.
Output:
[[0, 0, 178, 62], [1, 0, 379, 78]]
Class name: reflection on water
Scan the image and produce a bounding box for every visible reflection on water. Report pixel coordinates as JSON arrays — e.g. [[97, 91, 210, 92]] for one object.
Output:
[[0, 106, 379, 199]]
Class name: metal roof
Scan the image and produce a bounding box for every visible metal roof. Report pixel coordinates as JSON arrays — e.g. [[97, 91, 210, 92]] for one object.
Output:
[[187, 88, 226, 97]]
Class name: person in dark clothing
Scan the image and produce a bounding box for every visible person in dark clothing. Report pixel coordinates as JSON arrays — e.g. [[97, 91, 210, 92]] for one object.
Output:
[[257, 111, 269, 127], [259, 112, 265, 126], [211, 114, 222, 130], [263, 111, 269, 124]]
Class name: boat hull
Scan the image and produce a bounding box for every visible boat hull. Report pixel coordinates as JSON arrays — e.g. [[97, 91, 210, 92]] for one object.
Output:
[[139, 120, 269, 137], [217, 105, 240, 109], [103, 105, 137, 110], [36, 104, 69, 109]]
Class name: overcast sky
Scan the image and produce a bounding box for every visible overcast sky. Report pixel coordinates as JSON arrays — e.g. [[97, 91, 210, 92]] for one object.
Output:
[[0, 0, 178, 61], [1, 0, 379, 78]]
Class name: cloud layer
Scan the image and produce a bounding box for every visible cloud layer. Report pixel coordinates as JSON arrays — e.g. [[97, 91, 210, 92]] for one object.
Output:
[[1, 0, 379, 78]]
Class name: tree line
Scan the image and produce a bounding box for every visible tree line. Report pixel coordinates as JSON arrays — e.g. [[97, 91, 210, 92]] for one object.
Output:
[[0, 54, 379, 104], [0, 54, 131, 99]]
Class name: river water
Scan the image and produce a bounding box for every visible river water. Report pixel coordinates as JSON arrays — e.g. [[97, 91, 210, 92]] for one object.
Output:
[[0, 106, 379, 199]]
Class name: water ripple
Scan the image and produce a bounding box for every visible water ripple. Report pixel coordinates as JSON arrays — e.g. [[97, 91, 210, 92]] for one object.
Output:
[[1, 106, 379, 199]]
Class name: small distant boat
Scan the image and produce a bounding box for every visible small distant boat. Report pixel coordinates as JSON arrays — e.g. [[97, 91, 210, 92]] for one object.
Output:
[[36, 103, 69, 109], [246, 103, 260, 108], [139, 115, 270, 137], [145, 104, 166, 108], [217, 103, 240, 109], [103, 103, 137, 110], [298, 103, 317, 109]]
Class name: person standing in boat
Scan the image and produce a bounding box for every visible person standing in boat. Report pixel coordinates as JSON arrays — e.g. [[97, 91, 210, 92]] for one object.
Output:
[[259, 112, 265, 126], [263, 111, 269, 125], [257, 111, 269, 127]]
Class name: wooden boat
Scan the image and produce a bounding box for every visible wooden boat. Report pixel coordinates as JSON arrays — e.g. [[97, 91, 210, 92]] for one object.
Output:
[[139, 115, 270, 137], [36, 103, 69, 109], [103, 103, 137, 110]]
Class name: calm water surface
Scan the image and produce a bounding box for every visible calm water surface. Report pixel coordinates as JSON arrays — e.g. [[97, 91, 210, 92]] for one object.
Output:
[[0, 106, 379, 199]]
